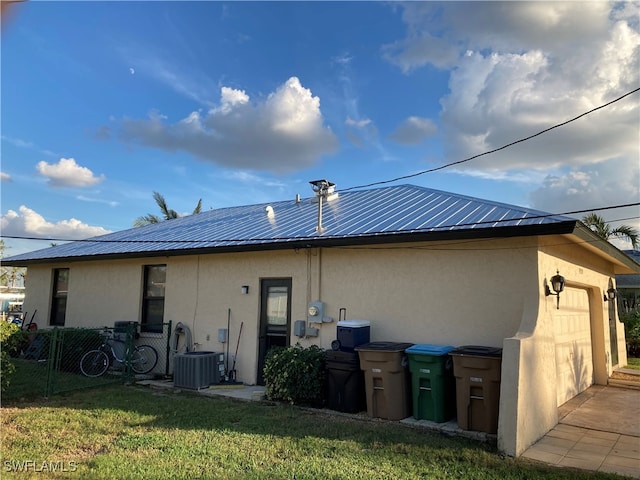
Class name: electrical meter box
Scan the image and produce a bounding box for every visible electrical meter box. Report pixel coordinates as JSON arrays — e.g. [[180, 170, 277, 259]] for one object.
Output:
[[307, 301, 325, 323]]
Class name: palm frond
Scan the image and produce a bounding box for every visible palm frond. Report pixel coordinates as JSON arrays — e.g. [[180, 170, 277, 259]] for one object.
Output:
[[193, 198, 203, 215]]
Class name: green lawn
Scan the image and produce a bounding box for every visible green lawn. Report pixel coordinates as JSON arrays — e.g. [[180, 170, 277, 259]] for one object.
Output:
[[1, 384, 626, 479], [625, 357, 640, 370]]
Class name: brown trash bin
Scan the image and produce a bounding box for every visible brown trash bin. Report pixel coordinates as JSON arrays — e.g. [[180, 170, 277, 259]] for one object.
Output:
[[355, 342, 413, 420], [450, 345, 502, 434]]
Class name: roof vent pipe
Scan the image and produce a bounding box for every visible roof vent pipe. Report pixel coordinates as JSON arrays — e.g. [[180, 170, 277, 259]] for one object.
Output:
[[265, 205, 274, 218], [309, 180, 335, 234]]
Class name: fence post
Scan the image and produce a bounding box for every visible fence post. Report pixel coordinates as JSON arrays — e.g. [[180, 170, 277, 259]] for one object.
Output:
[[45, 328, 59, 397], [165, 320, 172, 377], [122, 322, 135, 383]]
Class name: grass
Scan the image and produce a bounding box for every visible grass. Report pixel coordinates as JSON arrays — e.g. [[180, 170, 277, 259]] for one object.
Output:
[[3, 358, 121, 400], [625, 357, 640, 370], [1, 386, 626, 479]]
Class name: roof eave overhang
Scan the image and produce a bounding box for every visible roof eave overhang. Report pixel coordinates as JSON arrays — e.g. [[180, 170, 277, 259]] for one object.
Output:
[[568, 223, 640, 274], [1, 221, 580, 266]]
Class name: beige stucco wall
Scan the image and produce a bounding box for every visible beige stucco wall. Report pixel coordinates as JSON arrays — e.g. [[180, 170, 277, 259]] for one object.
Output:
[[21, 233, 630, 458], [23, 238, 535, 380], [498, 234, 629, 456]]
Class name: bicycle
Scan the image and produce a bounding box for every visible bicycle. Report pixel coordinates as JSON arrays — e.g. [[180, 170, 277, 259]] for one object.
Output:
[[80, 328, 158, 377]]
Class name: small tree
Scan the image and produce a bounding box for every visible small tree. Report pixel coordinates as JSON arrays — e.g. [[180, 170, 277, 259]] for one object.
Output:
[[0, 240, 26, 288]]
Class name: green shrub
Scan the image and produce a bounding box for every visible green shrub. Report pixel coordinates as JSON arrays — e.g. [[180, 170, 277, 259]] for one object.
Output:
[[621, 311, 640, 358], [0, 322, 23, 392], [263, 344, 326, 407], [0, 322, 29, 358]]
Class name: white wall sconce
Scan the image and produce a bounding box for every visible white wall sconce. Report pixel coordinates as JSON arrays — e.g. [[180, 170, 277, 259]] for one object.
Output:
[[545, 270, 565, 309], [604, 287, 617, 302], [241, 285, 249, 295]]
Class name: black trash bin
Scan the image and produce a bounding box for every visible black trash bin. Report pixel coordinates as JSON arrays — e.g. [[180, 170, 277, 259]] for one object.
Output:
[[355, 342, 413, 420], [325, 350, 366, 413], [449, 345, 502, 434]]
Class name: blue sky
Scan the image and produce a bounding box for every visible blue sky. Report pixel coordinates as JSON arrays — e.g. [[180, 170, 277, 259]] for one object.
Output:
[[1, 1, 639, 256]]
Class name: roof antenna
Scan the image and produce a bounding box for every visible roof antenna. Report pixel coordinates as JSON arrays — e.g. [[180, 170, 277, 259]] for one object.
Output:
[[309, 180, 335, 234]]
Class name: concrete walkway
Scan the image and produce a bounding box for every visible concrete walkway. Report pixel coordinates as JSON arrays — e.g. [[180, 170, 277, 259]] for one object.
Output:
[[521, 385, 640, 478]]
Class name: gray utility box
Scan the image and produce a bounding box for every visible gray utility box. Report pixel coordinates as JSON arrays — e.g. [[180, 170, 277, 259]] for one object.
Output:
[[174, 351, 225, 389]]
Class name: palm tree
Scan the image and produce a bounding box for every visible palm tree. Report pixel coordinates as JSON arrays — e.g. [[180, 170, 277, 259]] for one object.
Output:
[[134, 191, 203, 227], [582, 213, 638, 249]]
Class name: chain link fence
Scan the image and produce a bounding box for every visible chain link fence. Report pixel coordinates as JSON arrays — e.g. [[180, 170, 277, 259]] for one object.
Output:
[[3, 321, 172, 398]]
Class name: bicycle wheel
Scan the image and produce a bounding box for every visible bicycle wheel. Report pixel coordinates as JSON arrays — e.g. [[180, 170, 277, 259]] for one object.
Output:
[[80, 350, 110, 377], [131, 345, 158, 374]]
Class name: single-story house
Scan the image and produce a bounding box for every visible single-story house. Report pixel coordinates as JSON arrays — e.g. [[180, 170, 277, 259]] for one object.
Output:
[[3, 183, 638, 457]]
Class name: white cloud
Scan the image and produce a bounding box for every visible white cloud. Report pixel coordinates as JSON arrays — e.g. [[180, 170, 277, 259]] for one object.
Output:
[[119, 77, 338, 173], [1, 135, 58, 157], [530, 156, 639, 219], [381, 32, 460, 72], [1, 172, 12, 182], [388, 116, 437, 145], [36, 158, 106, 188], [384, 2, 639, 214], [529, 156, 640, 250], [76, 195, 120, 207], [345, 117, 372, 128], [1, 205, 111, 240]]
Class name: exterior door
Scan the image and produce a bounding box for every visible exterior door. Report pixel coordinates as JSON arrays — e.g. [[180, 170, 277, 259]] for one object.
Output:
[[554, 287, 594, 406], [257, 278, 292, 385]]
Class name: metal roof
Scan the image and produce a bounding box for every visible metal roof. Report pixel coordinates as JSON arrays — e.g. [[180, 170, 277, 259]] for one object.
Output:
[[2, 184, 577, 264]]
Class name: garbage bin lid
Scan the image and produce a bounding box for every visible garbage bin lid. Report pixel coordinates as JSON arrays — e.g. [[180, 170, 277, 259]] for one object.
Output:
[[405, 344, 455, 356], [337, 320, 371, 328], [450, 345, 502, 357], [325, 349, 359, 361], [354, 341, 413, 352]]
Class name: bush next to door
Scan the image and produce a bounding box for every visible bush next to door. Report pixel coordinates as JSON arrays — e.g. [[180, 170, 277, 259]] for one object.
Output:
[[263, 344, 326, 406]]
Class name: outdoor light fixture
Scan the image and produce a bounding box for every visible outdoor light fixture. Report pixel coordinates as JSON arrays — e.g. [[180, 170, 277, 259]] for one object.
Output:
[[545, 270, 565, 309], [241, 285, 249, 295], [604, 287, 617, 302]]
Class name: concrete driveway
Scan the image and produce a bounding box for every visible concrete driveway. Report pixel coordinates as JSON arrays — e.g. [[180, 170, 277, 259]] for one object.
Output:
[[522, 385, 640, 478]]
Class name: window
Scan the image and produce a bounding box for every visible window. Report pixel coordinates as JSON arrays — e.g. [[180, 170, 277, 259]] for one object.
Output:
[[50, 268, 69, 326], [141, 265, 166, 333]]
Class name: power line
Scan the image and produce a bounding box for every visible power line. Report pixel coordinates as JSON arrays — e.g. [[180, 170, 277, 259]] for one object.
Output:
[[2, 202, 638, 245], [339, 87, 640, 192], [3, 88, 639, 248]]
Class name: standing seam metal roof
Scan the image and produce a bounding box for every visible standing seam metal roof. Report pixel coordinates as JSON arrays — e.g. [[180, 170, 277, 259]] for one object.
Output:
[[2, 184, 574, 263]]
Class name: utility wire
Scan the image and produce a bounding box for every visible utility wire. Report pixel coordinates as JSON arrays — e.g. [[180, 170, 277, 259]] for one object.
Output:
[[2, 202, 638, 245], [339, 87, 640, 192], [2, 89, 638, 247]]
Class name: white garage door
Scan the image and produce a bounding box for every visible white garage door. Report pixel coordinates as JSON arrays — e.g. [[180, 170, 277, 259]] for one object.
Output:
[[553, 287, 594, 406]]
